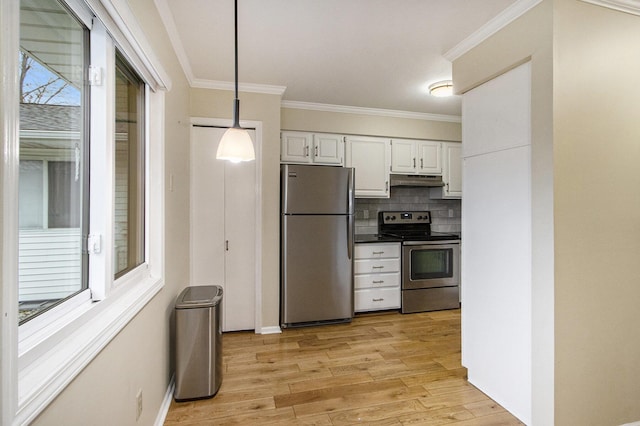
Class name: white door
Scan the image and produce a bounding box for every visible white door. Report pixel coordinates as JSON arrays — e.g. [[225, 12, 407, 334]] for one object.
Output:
[[191, 126, 256, 332]]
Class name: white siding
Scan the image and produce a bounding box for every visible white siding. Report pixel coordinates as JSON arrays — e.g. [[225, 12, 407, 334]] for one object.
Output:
[[19, 228, 82, 301]]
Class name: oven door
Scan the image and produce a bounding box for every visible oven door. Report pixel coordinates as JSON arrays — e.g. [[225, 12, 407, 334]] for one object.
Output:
[[402, 241, 460, 290]]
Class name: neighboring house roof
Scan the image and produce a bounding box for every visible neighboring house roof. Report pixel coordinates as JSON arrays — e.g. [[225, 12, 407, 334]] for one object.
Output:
[[20, 103, 81, 132]]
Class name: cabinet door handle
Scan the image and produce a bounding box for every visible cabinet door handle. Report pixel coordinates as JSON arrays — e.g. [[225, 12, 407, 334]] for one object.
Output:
[[305, 145, 310, 157], [413, 158, 416, 168], [225, 240, 229, 251], [373, 298, 384, 302], [372, 251, 384, 255], [372, 280, 384, 284], [315, 145, 318, 157], [372, 266, 384, 269], [421, 158, 424, 169], [385, 181, 389, 192]]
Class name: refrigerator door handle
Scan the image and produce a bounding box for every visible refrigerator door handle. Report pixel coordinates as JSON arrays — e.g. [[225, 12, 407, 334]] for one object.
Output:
[[347, 214, 353, 260], [347, 168, 354, 214]]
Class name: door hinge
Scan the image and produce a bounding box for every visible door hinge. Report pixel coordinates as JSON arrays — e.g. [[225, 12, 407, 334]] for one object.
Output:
[[88, 65, 103, 86], [87, 234, 102, 254]]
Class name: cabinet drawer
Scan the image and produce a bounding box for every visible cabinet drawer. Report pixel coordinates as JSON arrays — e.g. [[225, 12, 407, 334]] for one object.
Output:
[[354, 272, 400, 289], [355, 288, 401, 312], [355, 243, 401, 260], [354, 258, 400, 274]]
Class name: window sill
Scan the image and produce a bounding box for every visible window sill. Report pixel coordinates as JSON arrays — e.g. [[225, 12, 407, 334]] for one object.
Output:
[[16, 269, 164, 425]]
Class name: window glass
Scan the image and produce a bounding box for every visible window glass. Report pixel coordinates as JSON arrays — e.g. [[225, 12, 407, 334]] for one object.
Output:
[[114, 51, 145, 277], [18, 0, 88, 323]]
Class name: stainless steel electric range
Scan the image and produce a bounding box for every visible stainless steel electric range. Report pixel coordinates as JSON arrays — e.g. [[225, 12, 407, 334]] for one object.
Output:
[[378, 211, 460, 313]]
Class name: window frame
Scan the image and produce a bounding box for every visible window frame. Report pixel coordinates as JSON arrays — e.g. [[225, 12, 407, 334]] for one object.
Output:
[[1, 0, 170, 423]]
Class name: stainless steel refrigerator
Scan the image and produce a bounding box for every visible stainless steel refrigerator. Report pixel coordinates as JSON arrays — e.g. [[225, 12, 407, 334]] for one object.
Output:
[[280, 164, 354, 327]]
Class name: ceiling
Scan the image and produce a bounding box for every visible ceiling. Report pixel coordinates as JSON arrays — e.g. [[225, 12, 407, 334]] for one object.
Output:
[[159, 0, 518, 118]]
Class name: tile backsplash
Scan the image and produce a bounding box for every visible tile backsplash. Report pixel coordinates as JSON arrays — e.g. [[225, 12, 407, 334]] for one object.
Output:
[[355, 187, 461, 235]]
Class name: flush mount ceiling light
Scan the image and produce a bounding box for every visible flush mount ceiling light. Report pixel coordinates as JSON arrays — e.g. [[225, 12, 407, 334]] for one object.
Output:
[[429, 80, 454, 97], [216, 0, 255, 163]]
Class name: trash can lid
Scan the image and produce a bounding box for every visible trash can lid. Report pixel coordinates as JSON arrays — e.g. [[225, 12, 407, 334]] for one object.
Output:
[[175, 285, 223, 309]]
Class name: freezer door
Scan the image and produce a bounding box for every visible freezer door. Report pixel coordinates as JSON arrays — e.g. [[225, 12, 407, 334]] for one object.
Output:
[[281, 164, 354, 214], [281, 214, 354, 325]]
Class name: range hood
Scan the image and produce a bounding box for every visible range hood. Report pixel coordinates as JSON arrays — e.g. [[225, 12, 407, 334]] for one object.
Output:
[[389, 174, 444, 187]]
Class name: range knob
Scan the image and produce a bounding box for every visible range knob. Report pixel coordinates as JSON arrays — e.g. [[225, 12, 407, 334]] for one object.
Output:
[[417, 216, 423, 220], [385, 215, 391, 221], [390, 215, 396, 221]]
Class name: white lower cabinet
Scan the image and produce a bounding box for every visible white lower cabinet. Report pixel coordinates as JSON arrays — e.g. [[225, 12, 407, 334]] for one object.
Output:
[[354, 242, 401, 312]]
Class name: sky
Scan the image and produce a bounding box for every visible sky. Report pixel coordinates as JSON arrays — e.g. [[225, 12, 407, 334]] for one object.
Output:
[[21, 52, 81, 106]]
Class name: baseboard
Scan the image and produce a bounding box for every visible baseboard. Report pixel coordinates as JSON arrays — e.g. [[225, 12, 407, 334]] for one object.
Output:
[[154, 375, 175, 426], [259, 326, 282, 334]]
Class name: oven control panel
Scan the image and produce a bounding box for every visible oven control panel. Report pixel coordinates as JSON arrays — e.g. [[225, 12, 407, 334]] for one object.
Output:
[[379, 211, 431, 225]]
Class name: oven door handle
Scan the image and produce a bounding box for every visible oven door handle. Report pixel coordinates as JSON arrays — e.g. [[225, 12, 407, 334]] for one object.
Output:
[[402, 240, 460, 246]]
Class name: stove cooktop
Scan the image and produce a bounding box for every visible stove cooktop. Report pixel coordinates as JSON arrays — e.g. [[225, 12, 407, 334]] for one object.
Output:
[[379, 231, 460, 242], [378, 210, 459, 242]]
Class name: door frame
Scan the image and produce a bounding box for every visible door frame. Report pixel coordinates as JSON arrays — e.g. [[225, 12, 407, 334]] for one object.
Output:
[[189, 117, 263, 333]]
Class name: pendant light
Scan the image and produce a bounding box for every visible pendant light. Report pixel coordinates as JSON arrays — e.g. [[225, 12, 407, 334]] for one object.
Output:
[[216, 0, 255, 163]]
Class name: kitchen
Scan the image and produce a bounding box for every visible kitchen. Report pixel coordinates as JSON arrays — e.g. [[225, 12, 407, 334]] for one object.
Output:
[[279, 132, 462, 325], [5, 0, 640, 425]]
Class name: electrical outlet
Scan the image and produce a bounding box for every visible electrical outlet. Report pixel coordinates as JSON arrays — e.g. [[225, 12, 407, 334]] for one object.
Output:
[[136, 389, 143, 421]]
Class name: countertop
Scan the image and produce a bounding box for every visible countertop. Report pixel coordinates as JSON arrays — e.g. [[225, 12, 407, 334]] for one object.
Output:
[[354, 233, 462, 244], [354, 234, 403, 244]]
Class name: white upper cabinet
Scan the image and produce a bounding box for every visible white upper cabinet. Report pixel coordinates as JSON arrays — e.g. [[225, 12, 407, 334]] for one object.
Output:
[[345, 136, 391, 198], [391, 139, 442, 175], [281, 131, 312, 163], [313, 134, 343, 165], [390, 139, 416, 173], [431, 142, 462, 199], [281, 131, 344, 165], [417, 141, 442, 174]]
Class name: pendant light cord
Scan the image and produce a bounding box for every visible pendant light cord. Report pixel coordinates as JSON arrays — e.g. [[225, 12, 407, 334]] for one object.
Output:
[[232, 0, 241, 129]]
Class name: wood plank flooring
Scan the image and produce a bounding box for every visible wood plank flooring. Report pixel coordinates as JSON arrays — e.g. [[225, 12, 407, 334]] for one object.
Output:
[[164, 310, 524, 425]]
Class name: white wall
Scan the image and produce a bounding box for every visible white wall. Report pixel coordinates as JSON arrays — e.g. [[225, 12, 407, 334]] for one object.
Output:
[[30, 0, 192, 423]]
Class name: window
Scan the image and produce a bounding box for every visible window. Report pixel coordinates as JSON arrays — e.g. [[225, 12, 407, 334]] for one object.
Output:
[[18, 0, 89, 323], [2, 0, 169, 423], [114, 51, 145, 278]]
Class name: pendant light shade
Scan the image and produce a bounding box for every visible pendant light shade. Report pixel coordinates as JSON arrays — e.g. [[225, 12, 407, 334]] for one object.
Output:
[[217, 127, 255, 162], [216, 0, 255, 162]]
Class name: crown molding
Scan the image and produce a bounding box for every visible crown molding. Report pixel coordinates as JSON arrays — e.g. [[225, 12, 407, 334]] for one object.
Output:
[[154, 0, 195, 84], [191, 79, 287, 96], [579, 0, 640, 15], [444, 0, 543, 62], [154, 0, 287, 96], [281, 101, 461, 123]]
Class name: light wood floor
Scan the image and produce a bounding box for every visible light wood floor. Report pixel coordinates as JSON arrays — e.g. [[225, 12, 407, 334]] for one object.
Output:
[[164, 309, 523, 425]]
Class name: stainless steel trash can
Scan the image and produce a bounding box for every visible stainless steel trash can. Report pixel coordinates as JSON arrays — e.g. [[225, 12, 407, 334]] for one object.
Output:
[[174, 285, 223, 401]]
